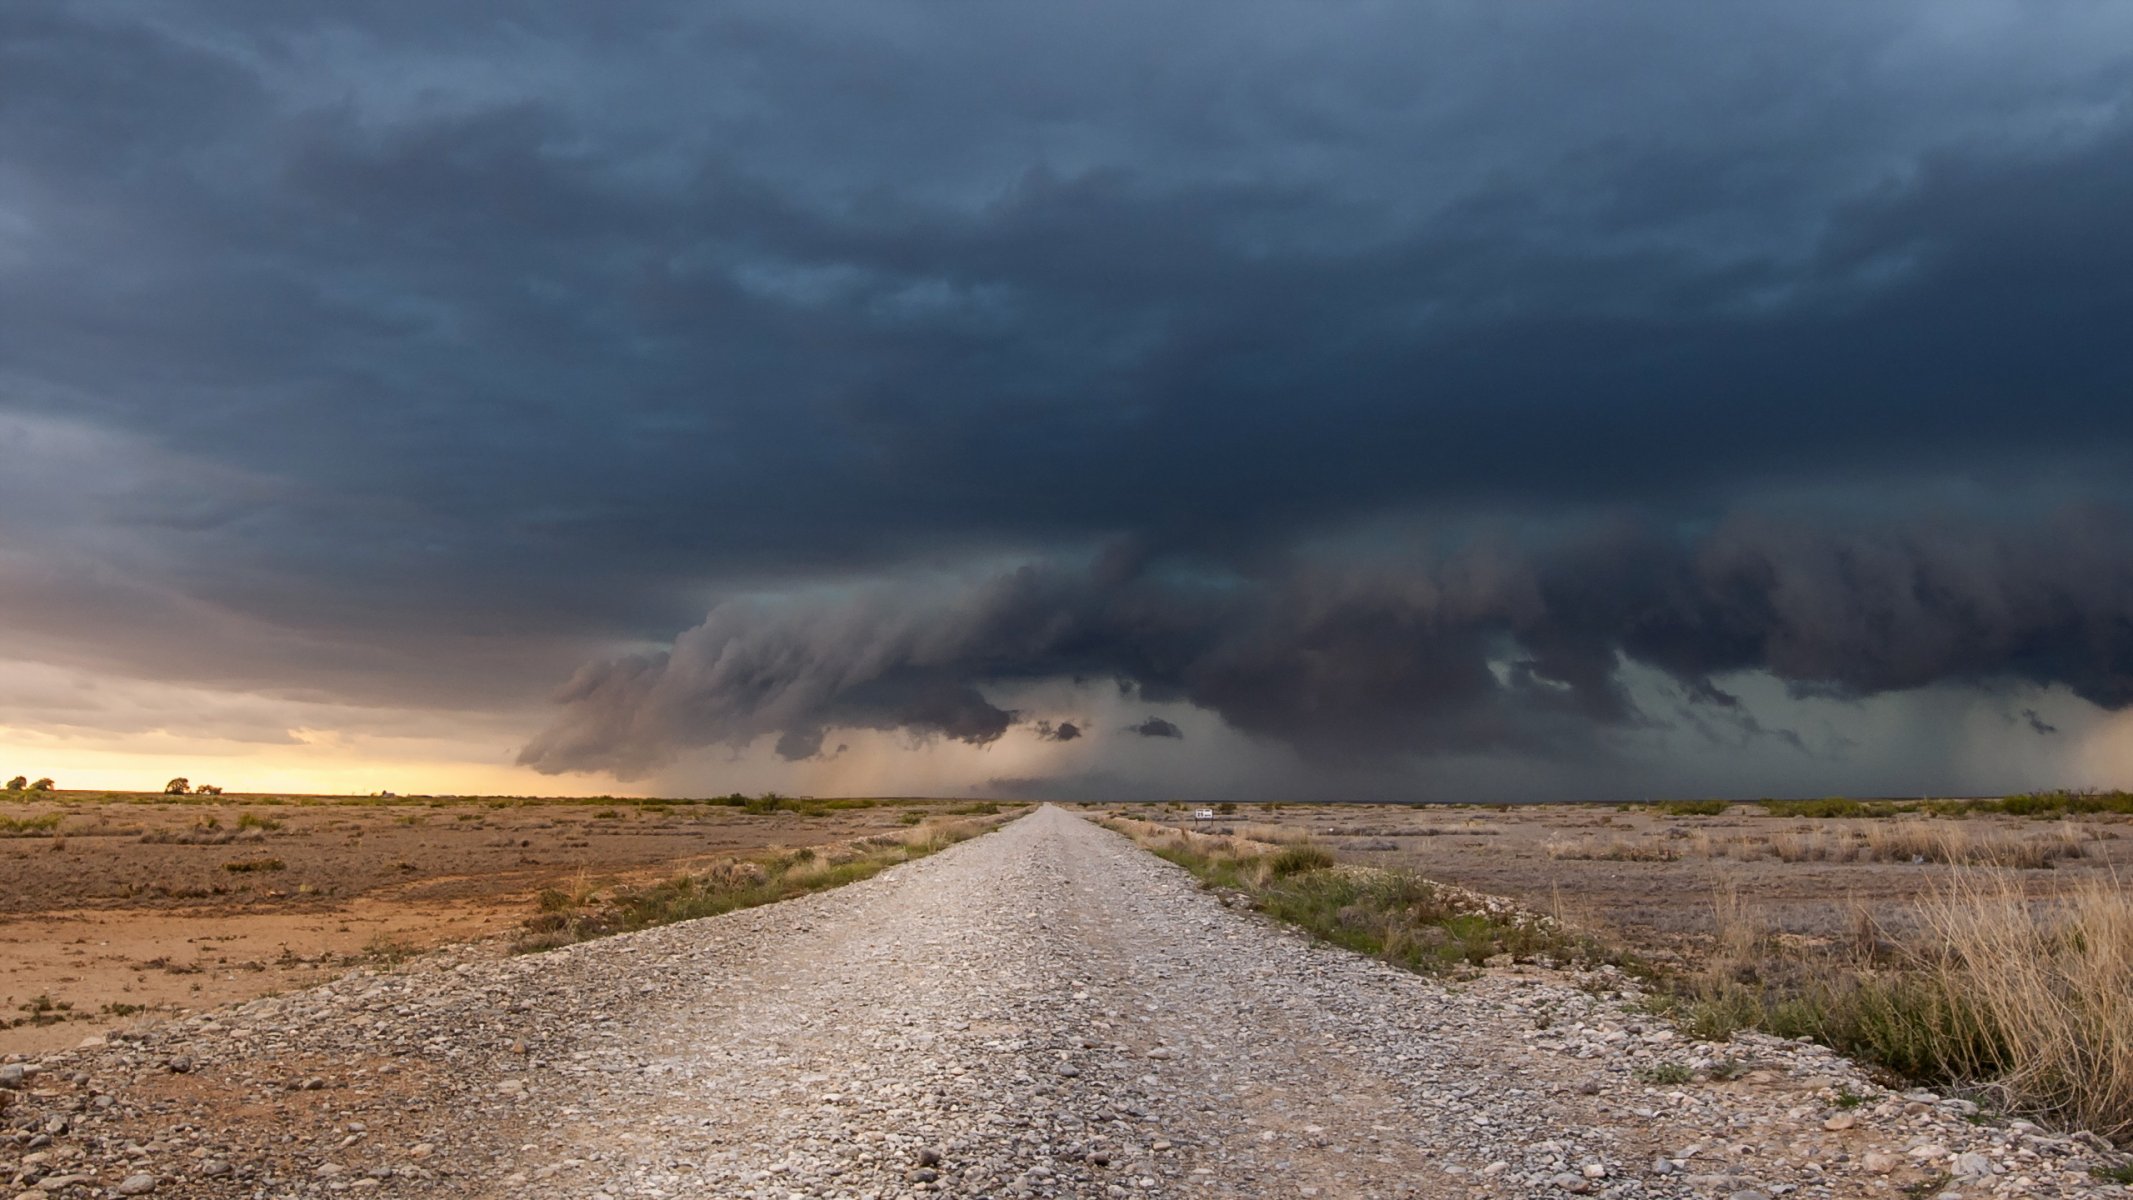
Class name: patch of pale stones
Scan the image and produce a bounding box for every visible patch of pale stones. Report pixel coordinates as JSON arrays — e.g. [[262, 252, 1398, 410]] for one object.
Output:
[[0, 806, 2126, 1199]]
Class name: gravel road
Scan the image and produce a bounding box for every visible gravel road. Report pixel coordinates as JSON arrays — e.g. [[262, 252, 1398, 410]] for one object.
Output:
[[6, 806, 2126, 1199]]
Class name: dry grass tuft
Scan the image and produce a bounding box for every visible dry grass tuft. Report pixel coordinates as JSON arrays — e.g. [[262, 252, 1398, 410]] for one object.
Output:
[[1664, 868, 2133, 1143], [1916, 871, 2133, 1141], [1704, 821, 2089, 868]]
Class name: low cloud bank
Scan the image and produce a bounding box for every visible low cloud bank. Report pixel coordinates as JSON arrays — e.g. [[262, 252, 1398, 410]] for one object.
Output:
[[520, 507, 2133, 778]]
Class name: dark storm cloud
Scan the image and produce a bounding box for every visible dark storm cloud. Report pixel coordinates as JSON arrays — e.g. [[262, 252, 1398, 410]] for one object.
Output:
[[4, 1, 2133, 776], [1033, 720, 1082, 743], [1127, 718, 1185, 741], [520, 506, 2133, 777]]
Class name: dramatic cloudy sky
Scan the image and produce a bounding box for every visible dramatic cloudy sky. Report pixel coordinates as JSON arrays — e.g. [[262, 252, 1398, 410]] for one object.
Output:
[[5, 0, 2133, 800]]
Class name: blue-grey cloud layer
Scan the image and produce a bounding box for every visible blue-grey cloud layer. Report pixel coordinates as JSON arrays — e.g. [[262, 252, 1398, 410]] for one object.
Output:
[[4, 1, 2132, 786]]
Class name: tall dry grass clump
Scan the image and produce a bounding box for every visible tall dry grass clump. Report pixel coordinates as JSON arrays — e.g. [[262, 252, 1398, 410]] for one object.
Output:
[[1918, 870, 2133, 1142]]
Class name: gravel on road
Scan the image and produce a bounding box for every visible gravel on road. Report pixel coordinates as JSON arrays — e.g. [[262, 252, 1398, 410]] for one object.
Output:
[[5, 806, 2127, 1199]]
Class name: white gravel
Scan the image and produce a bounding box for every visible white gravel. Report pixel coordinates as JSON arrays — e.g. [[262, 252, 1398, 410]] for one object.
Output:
[[5, 805, 2129, 1199]]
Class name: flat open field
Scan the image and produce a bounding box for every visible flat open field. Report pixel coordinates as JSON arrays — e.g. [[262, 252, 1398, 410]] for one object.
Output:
[[0, 792, 1005, 1054], [1078, 799, 2133, 968]]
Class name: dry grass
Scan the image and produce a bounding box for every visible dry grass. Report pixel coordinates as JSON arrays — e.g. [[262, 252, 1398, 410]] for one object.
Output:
[[0, 812, 63, 837], [1105, 817, 1636, 976], [516, 815, 1005, 951], [1665, 867, 2133, 1143], [1702, 821, 2089, 868], [1228, 821, 1318, 846], [1915, 871, 2133, 1141], [1543, 835, 1682, 862]]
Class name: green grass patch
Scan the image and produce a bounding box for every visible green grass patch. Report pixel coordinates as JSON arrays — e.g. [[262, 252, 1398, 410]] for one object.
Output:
[[1651, 799, 1730, 816], [1761, 797, 1913, 818]]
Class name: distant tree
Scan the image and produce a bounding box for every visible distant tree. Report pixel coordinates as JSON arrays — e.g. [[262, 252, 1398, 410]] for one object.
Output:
[[165, 777, 191, 795], [28, 778, 53, 792], [196, 784, 223, 796], [4, 776, 24, 791]]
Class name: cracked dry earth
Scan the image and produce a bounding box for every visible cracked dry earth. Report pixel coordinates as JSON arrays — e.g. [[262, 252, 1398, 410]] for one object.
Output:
[[8, 807, 2131, 1199]]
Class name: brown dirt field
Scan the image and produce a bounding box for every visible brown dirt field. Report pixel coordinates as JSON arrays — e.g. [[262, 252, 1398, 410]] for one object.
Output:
[[0, 793, 984, 1054], [1078, 800, 2133, 968]]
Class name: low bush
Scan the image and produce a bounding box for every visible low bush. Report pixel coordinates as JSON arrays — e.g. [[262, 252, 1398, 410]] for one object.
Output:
[[1652, 800, 1730, 817], [0, 812, 63, 837], [221, 857, 285, 873]]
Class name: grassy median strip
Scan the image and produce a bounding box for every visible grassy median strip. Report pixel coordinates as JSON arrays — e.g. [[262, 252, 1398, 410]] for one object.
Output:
[[515, 813, 1012, 952]]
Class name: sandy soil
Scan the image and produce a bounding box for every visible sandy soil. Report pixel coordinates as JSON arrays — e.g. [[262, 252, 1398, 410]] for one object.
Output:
[[1074, 800, 2133, 968], [0, 793, 967, 1053]]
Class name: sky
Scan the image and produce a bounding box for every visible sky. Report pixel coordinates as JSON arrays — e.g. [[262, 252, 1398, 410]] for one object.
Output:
[[4, 0, 2133, 801]]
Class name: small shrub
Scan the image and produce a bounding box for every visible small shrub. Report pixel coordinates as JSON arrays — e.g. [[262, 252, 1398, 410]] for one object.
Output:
[[1637, 1062, 1692, 1085], [363, 934, 419, 965], [222, 857, 285, 873], [1264, 844, 1335, 878], [1653, 800, 1729, 817]]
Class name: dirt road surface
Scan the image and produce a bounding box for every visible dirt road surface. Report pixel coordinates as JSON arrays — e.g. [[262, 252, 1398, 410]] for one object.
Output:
[[3, 807, 2119, 1198]]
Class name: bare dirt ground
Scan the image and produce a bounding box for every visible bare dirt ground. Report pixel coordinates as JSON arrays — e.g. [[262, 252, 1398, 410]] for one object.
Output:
[[1079, 801, 2133, 969], [0, 794, 965, 1054]]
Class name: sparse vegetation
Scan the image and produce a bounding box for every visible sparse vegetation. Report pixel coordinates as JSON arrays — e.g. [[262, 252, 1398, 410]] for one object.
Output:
[[0, 812, 63, 837], [1759, 790, 2133, 820], [1656, 869, 2133, 1142], [1108, 800, 2133, 1144], [222, 857, 286, 873], [1544, 835, 1682, 862], [1704, 821, 2092, 868], [2093, 1163, 2133, 1185], [1103, 817, 1638, 975], [360, 933, 420, 965], [514, 815, 1007, 952], [1652, 800, 1730, 816]]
